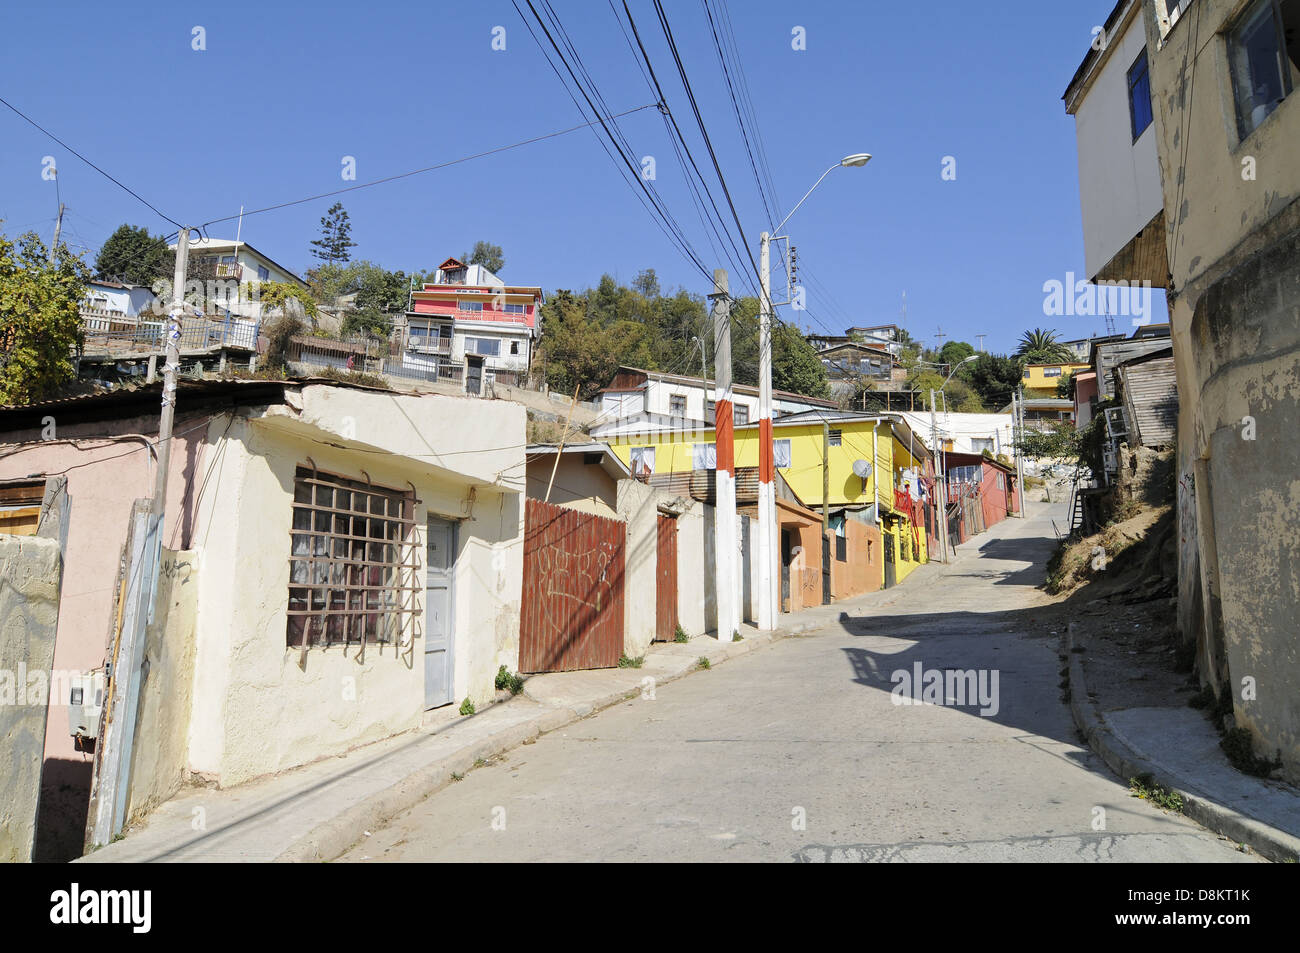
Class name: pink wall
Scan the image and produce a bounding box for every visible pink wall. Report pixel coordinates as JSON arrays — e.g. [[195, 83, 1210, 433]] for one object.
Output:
[[0, 412, 213, 766]]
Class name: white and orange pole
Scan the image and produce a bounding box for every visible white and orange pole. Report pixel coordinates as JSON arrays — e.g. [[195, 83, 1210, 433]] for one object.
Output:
[[710, 269, 739, 639], [756, 233, 779, 630]]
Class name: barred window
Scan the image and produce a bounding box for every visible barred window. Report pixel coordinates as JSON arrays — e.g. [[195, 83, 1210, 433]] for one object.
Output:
[[287, 465, 421, 649]]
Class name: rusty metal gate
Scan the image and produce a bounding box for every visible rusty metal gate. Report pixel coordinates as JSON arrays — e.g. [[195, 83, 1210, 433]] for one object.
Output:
[[520, 498, 625, 672], [655, 514, 678, 641]]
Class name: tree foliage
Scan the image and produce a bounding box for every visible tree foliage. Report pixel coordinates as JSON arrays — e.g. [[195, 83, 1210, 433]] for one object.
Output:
[[1016, 327, 1074, 365], [310, 202, 357, 266], [0, 230, 89, 404], [535, 273, 828, 402], [965, 353, 1025, 410], [463, 240, 504, 274], [95, 224, 172, 285]]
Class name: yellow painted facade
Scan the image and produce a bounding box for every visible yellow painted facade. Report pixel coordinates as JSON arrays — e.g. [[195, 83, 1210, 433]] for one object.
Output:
[[606, 418, 930, 585], [1021, 362, 1090, 398]]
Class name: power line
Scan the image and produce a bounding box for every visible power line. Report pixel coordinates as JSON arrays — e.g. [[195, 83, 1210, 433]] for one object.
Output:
[[0, 95, 184, 229], [197, 102, 661, 231]]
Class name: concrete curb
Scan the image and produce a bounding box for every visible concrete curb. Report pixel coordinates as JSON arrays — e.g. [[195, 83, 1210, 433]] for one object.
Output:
[[1065, 622, 1300, 864], [280, 623, 797, 862]]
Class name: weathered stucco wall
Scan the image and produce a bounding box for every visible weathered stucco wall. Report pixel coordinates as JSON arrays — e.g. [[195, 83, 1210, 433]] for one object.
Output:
[[187, 389, 525, 787], [125, 548, 198, 824], [0, 535, 61, 862], [1193, 227, 1300, 782], [617, 480, 659, 657], [0, 416, 209, 770], [524, 455, 618, 516], [674, 500, 707, 637]]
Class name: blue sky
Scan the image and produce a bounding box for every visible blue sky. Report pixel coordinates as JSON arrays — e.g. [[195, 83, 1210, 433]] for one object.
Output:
[[0, 1, 1133, 354]]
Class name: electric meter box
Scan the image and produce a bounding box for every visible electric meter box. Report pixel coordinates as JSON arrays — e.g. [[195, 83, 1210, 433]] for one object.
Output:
[[68, 672, 106, 739]]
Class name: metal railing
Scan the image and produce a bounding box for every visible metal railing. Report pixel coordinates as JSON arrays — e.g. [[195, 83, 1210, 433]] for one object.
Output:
[[81, 315, 260, 353]]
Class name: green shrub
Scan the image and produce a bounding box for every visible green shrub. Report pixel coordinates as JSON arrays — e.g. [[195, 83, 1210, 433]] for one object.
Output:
[[459, 698, 475, 716]]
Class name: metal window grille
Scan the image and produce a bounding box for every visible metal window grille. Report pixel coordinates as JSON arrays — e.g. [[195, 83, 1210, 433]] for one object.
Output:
[[287, 463, 421, 650]]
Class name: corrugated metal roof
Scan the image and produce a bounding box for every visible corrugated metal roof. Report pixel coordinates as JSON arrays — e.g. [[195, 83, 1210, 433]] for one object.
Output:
[[1118, 353, 1178, 448]]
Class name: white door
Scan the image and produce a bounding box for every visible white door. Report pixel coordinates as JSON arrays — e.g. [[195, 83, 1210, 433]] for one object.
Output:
[[424, 518, 456, 709]]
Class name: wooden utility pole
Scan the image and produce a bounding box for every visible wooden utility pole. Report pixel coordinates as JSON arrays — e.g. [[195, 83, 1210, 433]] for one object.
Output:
[[49, 203, 65, 262], [152, 227, 190, 514], [822, 421, 830, 531], [544, 384, 581, 502]]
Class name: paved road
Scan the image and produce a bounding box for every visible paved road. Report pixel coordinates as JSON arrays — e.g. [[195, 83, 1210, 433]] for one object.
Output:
[[341, 505, 1256, 863]]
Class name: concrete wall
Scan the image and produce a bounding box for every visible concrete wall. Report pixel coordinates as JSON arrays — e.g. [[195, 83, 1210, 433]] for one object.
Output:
[[1141, 0, 1300, 782], [188, 388, 525, 786], [0, 409, 210, 859], [616, 480, 659, 657], [0, 535, 61, 862], [125, 548, 198, 824], [830, 518, 882, 600], [1192, 228, 1300, 782], [525, 455, 618, 516], [674, 500, 707, 637]]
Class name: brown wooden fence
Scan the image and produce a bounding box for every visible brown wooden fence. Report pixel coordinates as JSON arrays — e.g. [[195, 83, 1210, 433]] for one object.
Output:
[[519, 498, 626, 673]]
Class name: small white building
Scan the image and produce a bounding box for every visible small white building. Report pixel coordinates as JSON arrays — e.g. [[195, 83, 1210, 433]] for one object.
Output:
[[597, 366, 837, 425], [80, 280, 157, 328], [167, 237, 309, 320]]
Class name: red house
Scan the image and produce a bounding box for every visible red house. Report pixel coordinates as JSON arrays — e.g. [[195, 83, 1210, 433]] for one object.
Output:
[[944, 452, 1019, 545]]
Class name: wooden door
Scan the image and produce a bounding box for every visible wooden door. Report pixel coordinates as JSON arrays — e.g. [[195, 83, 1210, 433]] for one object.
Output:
[[655, 514, 678, 641]]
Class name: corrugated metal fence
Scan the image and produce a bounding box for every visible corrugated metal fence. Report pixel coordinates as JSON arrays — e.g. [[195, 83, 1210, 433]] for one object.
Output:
[[519, 498, 626, 672]]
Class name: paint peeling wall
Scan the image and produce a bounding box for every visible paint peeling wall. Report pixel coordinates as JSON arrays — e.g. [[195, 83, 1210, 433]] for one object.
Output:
[[616, 479, 659, 656], [186, 388, 525, 787], [125, 548, 198, 824], [0, 534, 61, 862], [1142, 0, 1300, 781]]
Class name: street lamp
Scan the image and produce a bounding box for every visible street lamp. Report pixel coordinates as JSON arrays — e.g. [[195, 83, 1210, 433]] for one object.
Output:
[[756, 153, 871, 631]]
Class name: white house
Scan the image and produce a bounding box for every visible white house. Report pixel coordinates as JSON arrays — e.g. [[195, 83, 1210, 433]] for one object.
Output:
[[167, 237, 309, 320], [80, 280, 157, 328], [596, 366, 837, 426]]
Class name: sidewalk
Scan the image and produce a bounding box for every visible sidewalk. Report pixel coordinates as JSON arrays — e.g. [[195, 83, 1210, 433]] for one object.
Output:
[[1067, 622, 1300, 863], [78, 598, 850, 863]]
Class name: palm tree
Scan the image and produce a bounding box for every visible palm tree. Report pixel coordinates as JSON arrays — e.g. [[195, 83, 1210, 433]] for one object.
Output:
[[1016, 327, 1074, 364]]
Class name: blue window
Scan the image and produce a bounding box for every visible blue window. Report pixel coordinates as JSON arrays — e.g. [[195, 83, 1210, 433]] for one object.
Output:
[[1128, 50, 1153, 140]]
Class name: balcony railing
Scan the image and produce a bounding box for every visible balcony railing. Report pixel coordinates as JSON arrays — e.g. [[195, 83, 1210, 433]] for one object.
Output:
[[80, 315, 260, 354]]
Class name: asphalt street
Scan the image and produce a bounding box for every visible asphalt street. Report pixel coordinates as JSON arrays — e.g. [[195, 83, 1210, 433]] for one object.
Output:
[[340, 504, 1257, 863]]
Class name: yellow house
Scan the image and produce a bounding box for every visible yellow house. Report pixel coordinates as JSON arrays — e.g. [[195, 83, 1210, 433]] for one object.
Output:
[[591, 409, 934, 587], [1022, 362, 1090, 398]]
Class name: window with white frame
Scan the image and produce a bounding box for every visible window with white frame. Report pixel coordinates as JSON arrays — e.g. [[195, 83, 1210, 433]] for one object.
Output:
[[464, 337, 500, 357], [774, 438, 792, 468], [971, 437, 995, 454], [287, 467, 420, 648], [735, 405, 750, 425], [458, 299, 483, 312], [1044, 366, 1063, 377], [669, 394, 687, 416], [828, 429, 842, 446], [630, 446, 655, 476], [693, 443, 717, 470], [502, 303, 525, 314]]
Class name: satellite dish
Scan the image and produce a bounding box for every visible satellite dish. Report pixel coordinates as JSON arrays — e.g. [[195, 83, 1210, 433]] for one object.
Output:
[[852, 459, 873, 479]]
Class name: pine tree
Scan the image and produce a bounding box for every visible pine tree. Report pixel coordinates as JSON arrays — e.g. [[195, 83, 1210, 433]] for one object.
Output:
[[310, 203, 357, 266]]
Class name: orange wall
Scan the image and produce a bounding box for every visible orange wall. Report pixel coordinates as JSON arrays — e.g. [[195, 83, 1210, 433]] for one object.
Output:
[[830, 519, 883, 600]]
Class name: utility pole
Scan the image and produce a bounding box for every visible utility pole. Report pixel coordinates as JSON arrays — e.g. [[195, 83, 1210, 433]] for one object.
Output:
[[152, 228, 190, 515], [710, 269, 739, 640], [822, 421, 830, 531], [49, 203, 65, 262], [1013, 388, 1027, 518], [756, 232, 778, 631]]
